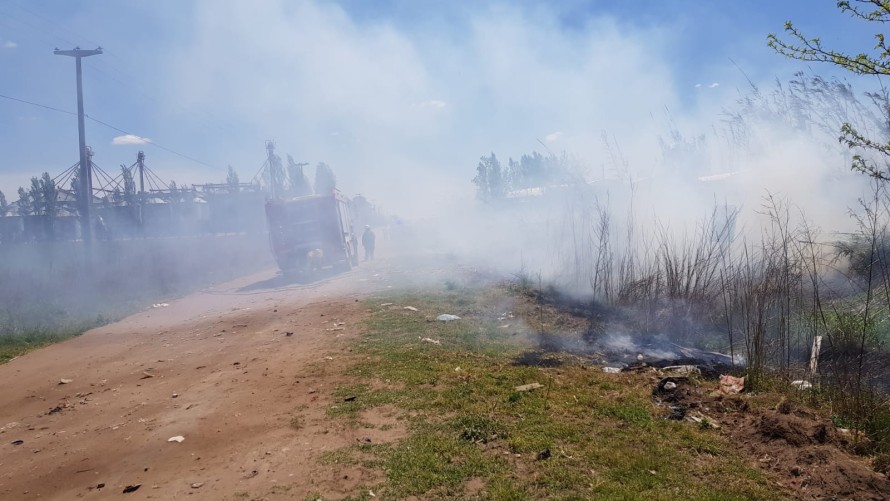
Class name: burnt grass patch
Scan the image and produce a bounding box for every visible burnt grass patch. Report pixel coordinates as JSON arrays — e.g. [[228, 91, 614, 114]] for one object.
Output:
[[508, 280, 745, 379], [512, 350, 565, 368]]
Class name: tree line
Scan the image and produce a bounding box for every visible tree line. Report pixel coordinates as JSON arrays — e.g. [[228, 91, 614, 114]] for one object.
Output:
[[472, 150, 581, 201]]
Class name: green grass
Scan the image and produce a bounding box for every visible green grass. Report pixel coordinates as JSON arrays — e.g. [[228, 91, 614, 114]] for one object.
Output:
[[0, 324, 98, 363], [314, 285, 782, 500]]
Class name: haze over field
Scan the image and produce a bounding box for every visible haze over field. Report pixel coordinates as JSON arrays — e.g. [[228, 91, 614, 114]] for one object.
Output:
[[0, 1, 879, 221]]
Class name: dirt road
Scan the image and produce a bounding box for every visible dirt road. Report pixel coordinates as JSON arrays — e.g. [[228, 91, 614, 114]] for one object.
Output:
[[0, 263, 406, 500]]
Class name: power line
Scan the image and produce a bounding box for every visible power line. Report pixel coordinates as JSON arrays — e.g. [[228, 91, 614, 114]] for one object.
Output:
[[84, 115, 221, 170], [0, 93, 76, 116], [3, 2, 244, 140], [0, 92, 222, 170]]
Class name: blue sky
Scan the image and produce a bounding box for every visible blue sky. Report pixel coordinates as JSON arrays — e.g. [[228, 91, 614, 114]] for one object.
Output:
[[0, 0, 879, 210]]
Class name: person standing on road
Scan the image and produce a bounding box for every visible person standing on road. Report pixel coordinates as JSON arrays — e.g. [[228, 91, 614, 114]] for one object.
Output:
[[362, 225, 376, 261]]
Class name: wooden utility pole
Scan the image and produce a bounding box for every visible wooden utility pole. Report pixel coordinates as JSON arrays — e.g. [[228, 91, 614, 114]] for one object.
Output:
[[54, 46, 102, 243]]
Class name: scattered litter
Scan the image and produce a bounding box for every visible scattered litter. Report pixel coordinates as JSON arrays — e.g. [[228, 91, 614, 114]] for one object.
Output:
[[380, 303, 393, 307], [652, 377, 691, 420], [718, 375, 745, 395], [454, 367, 461, 372], [59, 378, 73, 385], [498, 324, 511, 329], [325, 327, 345, 332], [11, 439, 23, 445], [324, 356, 333, 361], [369, 490, 376, 498], [687, 414, 721, 429], [536, 448, 551, 461], [243, 470, 258, 479], [403, 306, 418, 311], [436, 314, 461, 322], [343, 395, 357, 402], [515, 383, 544, 392], [420, 337, 441, 345], [648, 470, 657, 475], [141, 372, 154, 379], [0, 422, 19, 434], [791, 380, 813, 390], [171, 393, 179, 398], [285, 332, 294, 337], [47, 405, 64, 415], [497, 312, 515, 321], [97, 483, 105, 489], [122, 485, 141, 493], [190, 482, 204, 489], [661, 365, 701, 376], [152, 303, 169, 308], [602, 367, 622, 374], [167, 436, 185, 443]]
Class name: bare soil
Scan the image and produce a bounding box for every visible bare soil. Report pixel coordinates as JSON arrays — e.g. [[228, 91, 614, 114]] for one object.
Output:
[[0, 263, 402, 500]]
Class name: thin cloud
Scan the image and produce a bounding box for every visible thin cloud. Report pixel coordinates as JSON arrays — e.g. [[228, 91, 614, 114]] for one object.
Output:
[[112, 134, 151, 145], [545, 131, 563, 142], [2, 41, 17, 49], [416, 99, 447, 110], [708, 82, 720, 88]]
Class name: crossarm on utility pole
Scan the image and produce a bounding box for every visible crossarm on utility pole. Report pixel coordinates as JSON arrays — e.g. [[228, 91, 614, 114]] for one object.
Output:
[[54, 46, 102, 244]]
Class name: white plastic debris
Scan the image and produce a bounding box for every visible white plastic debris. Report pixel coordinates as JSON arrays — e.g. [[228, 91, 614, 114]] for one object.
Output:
[[661, 365, 701, 376], [380, 303, 393, 307], [664, 382, 677, 390], [152, 303, 170, 308], [436, 314, 461, 322], [602, 367, 622, 374], [420, 337, 441, 345], [59, 379, 73, 385], [403, 306, 418, 312], [791, 380, 813, 390], [167, 436, 185, 443]]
